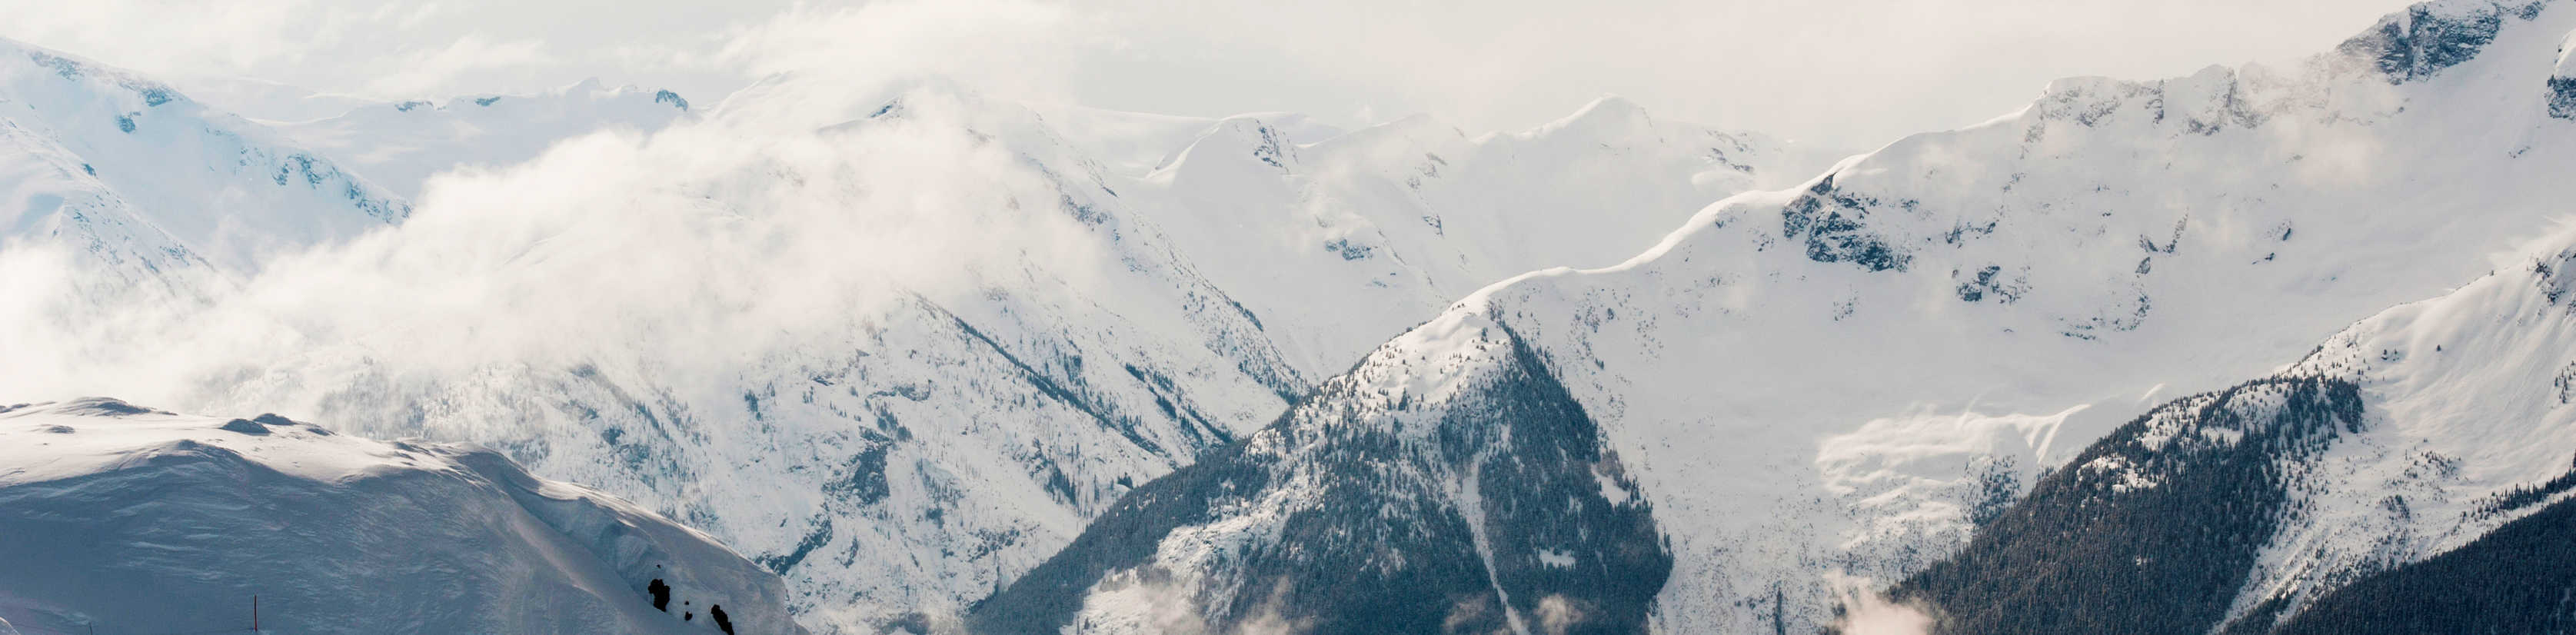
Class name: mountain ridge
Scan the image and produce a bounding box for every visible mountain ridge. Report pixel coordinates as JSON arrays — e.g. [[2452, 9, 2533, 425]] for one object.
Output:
[[981, 1, 2576, 631], [2, 45, 1821, 631]]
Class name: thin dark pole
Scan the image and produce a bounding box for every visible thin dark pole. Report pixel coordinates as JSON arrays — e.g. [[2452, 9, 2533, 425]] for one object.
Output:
[[253, 594, 260, 631]]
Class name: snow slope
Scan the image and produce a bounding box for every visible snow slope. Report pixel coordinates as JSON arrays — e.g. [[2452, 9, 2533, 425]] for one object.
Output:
[[984, 1, 2576, 631], [0, 397, 803, 635], [2221, 229, 2576, 630]]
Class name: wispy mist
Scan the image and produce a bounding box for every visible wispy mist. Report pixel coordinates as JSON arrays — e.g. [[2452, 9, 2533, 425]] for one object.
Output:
[[0, 75, 1101, 413]]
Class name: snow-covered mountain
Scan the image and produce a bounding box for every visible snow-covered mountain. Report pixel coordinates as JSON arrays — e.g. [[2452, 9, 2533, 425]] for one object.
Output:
[[0, 397, 802, 635], [1897, 226, 2576, 633], [977, 1, 2576, 632], [42, 1, 2576, 630], [0, 37, 697, 290], [0, 38, 408, 281], [0, 42, 1821, 633]]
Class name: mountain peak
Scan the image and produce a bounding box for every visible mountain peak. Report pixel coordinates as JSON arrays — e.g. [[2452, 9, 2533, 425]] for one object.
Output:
[[1541, 93, 1653, 136], [1576, 93, 1647, 115], [2335, 0, 2544, 83]]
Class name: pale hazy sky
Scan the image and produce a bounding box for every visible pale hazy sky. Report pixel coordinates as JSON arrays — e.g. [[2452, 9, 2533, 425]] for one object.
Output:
[[0, 0, 2411, 148]]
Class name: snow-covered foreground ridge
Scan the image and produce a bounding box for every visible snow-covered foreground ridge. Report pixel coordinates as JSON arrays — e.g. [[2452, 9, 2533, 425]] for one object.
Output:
[[983, 0, 2576, 631], [0, 398, 803, 635]]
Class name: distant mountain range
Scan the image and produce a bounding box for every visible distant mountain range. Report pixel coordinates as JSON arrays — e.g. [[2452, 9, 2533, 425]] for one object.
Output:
[[975, 1, 2576, 632], [8, 1, 2576, 633]]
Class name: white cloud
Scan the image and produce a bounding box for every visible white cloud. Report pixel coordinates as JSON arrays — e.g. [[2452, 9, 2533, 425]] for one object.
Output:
[[0, 78, 1103, 409], [697, 0, 1106, 122], [1830, 573, 1938, 635], [1533, 594, 1586, 635], [364, 34, 551, 96]]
